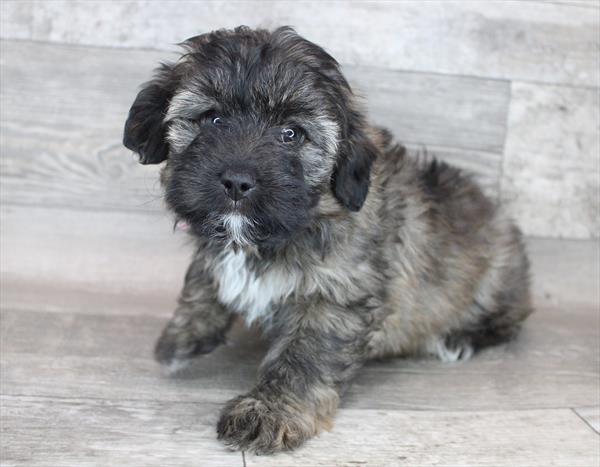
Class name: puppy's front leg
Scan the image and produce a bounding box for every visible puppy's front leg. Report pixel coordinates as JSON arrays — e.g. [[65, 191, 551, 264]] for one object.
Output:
[[154, 255, 233, 369], [217, 302, 368, 453]]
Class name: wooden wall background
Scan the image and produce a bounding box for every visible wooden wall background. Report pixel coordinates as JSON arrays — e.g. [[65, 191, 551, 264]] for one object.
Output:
[[1, 0, 599, 295]]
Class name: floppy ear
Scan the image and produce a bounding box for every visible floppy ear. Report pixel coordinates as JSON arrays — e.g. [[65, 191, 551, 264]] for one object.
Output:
[[123, 64, 178, 164], [331, 114, 378, 212]]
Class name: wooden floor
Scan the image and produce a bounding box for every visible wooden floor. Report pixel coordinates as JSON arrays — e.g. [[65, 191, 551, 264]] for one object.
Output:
[[1, 238, 598, 466]]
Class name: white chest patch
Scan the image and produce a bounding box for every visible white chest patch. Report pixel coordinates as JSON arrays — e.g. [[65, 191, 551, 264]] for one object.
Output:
[[213, 249, 300, 325]]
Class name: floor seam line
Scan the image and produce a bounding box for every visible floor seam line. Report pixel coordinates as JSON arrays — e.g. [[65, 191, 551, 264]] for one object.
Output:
[[571, 407, 600, 435]]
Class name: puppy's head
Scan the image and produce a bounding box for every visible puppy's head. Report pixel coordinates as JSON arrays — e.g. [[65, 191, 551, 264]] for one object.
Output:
[[124, 26, 377, 248]]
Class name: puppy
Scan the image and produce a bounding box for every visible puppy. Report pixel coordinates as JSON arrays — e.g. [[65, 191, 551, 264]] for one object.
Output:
[[123, 26, 533, 454]]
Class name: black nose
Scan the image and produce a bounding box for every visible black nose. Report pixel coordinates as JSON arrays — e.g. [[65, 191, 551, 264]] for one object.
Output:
[[220, 170, 256, 201]]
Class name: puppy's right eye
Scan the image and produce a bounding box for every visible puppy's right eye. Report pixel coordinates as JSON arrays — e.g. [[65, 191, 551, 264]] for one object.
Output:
[[194, 110, 223, 125]]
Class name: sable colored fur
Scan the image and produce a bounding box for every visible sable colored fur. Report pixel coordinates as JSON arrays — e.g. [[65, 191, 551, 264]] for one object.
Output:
[[123, 26, 533, 454]]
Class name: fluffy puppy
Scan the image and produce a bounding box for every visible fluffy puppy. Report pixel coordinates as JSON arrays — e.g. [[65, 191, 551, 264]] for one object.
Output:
[[123, 26, 532, 454]]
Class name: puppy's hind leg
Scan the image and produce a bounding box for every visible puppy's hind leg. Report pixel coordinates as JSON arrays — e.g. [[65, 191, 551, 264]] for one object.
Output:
[[444, 227, 534, 357], [154, 255, 234, 372]]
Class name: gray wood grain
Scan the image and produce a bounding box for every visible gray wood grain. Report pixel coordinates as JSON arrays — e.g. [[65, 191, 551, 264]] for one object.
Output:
[[501, 82, 600, 239], [0, 1, 33, 40], [3, 398, 596, 467], [243, 408, 599, 467], [527, 0, 600, 8], [0, 205, 191, 295], [527, 238, 600, 308], [1, 1, 597, 85], [0, 395, 243, 467], [345, 66, 510, 154], [0, 278, 179, 319], [0, 41, 168, 213], [1, 297, 597, 410], [0, 40, 506, 213], [0, 308, 262, 405]]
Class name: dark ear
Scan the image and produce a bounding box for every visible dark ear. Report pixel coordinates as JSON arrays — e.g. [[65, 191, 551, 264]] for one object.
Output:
[[123, 64, 178, 164], [331, 115, 378, 212]]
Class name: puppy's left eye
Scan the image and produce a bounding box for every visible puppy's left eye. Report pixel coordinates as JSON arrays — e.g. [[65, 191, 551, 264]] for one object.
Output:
[[281, 127, 302, 143]]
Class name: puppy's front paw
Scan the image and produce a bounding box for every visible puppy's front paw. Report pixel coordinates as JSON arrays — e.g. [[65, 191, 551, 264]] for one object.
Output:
[[217, 394, 314, 454], [154, 321, 223, 369]]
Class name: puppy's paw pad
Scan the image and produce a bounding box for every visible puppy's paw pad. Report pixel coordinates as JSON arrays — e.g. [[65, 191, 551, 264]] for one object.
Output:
[[217, 395, 307, 454]]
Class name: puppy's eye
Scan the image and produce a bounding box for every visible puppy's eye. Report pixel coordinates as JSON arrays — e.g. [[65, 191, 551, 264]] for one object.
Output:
[[196, 110, 223, 125], [281, 127, 301, 143]]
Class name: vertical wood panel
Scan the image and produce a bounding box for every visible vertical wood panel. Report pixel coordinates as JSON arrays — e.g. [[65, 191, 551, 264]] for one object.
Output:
[[502, 82, 600, 238]]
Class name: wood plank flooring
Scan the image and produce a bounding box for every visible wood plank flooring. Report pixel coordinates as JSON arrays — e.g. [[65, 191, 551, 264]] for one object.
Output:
[[1, 239, 598, 466]]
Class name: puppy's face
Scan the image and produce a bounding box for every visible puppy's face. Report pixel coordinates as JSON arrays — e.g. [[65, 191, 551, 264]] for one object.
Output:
[[124, 27, 377, 248]]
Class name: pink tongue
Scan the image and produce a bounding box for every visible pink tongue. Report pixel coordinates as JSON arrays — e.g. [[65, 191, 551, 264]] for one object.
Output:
[[175, 220, 191, 232]]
